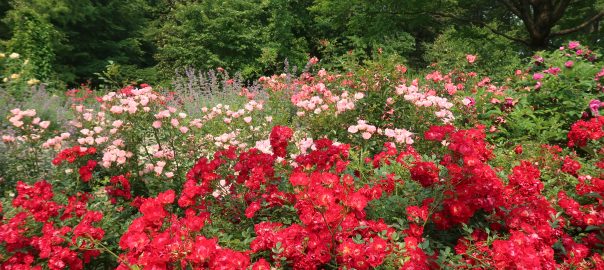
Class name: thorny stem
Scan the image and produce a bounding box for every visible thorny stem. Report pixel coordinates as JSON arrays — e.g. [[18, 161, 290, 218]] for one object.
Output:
[[167, 129, 181, 181], [307, 193, 339, 268], [152, 128, 163, 151], [84, 234, 134, 269], [463, 244, 494, 269], [422, 184, 447, 229], [140, 135, 154, 161]]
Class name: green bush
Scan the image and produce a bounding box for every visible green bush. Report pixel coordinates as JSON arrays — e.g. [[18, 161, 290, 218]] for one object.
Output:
[[424, 26, 524, 80], [500, 41, 603, 144]]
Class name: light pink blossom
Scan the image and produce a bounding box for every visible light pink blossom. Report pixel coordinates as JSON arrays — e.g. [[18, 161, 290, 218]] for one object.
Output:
[[39, 121, 50, 129]]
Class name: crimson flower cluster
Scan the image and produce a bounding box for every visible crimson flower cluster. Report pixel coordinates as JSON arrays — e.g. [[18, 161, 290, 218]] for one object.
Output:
[[562, 156, 582, 176], [6, 122, 604, 269], [269, 125, 293, 158], [415, 125, 604, 269], [425, 125, 504, 228], [105, 174, 132, 203], [410, 161, 440, 187], [179, 147, 233, 209], [567, 116, 604, 147], [118, 190, 252, 269], [78, 160, 97, 182], [251, 139, 393, 269], [294, 138, 350, 173], [52, 146, 98, 183], [1, 181, 104, 270], [52, 146, 96, 166]]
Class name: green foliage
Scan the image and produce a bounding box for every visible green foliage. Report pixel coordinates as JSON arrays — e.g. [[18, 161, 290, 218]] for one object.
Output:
[[263, 0, 314, 71], [500, 43, 603, 144], [2, 0, 153, 84], [4, 1, 57, 82], [155, 0, 270, 79], [155, 0, 315, 80], [0, 50, 47, 101], [95, 61, 160, 90], [550, 0, 604, 49], [0, 87, 70, 194], [53, 0, 153, 84], [0, 1, 9, 41], [309, 0, 418, 65], [425, 26, 525, 80], [0, 0, 602, 85]]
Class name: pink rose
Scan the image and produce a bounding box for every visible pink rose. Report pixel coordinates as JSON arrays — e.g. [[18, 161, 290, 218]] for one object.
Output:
[[462, 97, 475, 107], [589, 99, 601, 116], [568, 41, 580, 49], [110, 106, 123, 114], [347, 125, 359, 134], [533, 73, 544, 81], [39, 121, 50, 129]]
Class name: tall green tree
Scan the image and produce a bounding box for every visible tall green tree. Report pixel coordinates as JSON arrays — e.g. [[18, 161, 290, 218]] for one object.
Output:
[[2, 0, 153, 84], [310, 0, 416, 61], [155, 0, 262, 77], [262, 0, 314, 71], [51, 0, 153, 83], [0, 1, 10, 42], [4, 1, 58, 81]]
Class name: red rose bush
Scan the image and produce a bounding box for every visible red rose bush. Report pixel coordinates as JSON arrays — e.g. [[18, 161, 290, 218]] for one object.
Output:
[[1, 41, 604, 269]]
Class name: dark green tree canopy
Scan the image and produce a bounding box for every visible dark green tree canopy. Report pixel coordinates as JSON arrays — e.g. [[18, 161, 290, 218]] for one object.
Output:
[[0, 0, 601, 84]]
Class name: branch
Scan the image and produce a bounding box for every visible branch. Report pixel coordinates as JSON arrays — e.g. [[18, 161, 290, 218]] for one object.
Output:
[[359, 8, 532, 46], [552, 0, 571, 22], [498, 0, 522, 17], [552, 10, 604, 36], [431, 12, 531, 46], [519, 0, 536, 32], [497, 0, 537, 37]]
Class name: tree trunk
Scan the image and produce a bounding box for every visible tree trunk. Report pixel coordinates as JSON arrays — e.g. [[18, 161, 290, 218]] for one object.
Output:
[[499, 0, 571, 49], [527, 1, 553, 48]]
